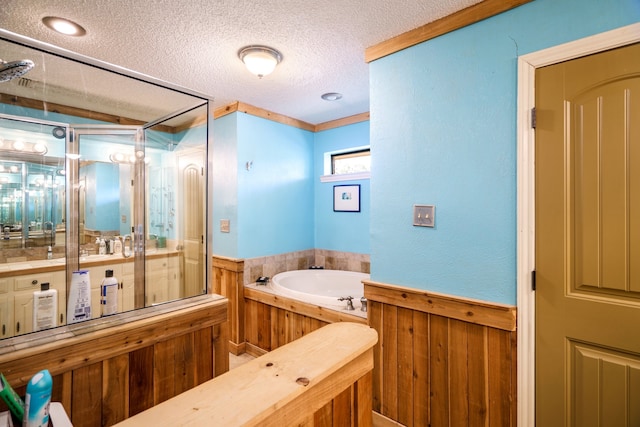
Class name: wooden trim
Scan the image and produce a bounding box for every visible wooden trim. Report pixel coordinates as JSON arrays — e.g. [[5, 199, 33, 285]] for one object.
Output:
[[245, 342, 268, 358], [315, 112, 370, 132], [229, 340, 246, 356], [172, 112, 208, 134], [213, 101, 240, 119], [212, 255, 245, 272], [364, 0, 533, 63], [0, 93, 174, 133], [0, 297, 228, 385], [244, 286, 367, 325], [213, 101, 370, 133], [516, 22, 640, 427], [236, 101, 316, 132], [212, 255, 245, 351], [363, 280, 516, 331]]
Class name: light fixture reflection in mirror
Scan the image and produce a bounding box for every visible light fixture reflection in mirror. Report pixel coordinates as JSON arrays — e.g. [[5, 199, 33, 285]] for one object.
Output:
[[109, 151, 150, 164], [0, 138, 48, 155]]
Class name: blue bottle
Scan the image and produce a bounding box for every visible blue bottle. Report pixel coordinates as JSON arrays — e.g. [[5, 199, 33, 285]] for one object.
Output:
[[23, 369, 52, 427]]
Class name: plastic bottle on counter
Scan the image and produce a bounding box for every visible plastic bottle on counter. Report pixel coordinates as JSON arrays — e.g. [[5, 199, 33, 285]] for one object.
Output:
[[101, 269, 118, 316]]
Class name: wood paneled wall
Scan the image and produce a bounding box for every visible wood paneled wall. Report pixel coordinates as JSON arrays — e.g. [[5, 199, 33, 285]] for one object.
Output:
[[0, 297, 228, 427], [244, 286, 367, 356], [212, 255, 245, 354], [365, 281, 517, 427]]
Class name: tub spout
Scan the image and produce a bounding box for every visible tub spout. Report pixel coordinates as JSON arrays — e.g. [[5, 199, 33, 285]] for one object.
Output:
[[338, 296, 355, 311], [360, 297, 367, 312]]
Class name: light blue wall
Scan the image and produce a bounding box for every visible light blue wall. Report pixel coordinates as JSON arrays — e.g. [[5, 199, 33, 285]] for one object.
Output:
[[212, 113, 239, 257], [209, 112, 317, 258], [82, 162, 119, 231], [369, 0, 640, 305], [213, 113, 371, 259], [314, 122, 370, 254]]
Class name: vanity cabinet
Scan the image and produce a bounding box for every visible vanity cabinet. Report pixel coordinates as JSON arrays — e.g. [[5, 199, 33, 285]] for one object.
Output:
[[146, 255, 181, 305], [11, 271, 66, 336], [0, 278, 10, 338], [84, 263, 135, 318]]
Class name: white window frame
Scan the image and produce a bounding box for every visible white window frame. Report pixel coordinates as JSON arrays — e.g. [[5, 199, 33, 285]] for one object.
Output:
[[320, 146, 371, 182]]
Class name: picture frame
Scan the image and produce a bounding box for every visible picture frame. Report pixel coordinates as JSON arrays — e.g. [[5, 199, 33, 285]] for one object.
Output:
[[333, 184, 360, 212]]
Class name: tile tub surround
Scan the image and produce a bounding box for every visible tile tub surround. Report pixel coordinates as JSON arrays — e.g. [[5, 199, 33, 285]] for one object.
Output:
[[243, 249, 370, 285]]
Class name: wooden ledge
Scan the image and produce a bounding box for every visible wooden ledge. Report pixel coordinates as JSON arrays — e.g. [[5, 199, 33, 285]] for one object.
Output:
[[364, 280, 516, 331], [0, 296, 228, 385], [115, 322, 377, 426]]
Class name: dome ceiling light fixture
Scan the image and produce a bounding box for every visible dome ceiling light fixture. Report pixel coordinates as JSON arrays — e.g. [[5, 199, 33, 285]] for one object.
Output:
[[42, 17, 87, 36], [321, 92, 343, 101], [238, 45, 282, 79]]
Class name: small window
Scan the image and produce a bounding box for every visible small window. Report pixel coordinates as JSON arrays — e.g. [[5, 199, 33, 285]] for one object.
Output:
[[331, 149, 370, 175]]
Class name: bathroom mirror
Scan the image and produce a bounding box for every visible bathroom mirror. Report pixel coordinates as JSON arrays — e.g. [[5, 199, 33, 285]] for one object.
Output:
[[0, 29, 212, 339]]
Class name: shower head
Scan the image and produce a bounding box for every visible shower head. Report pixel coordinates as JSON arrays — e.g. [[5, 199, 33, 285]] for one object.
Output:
[[0, 59, 35, 83]]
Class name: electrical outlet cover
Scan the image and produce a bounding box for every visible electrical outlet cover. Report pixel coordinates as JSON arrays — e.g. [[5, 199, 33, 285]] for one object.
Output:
[[413, 205, 435, 227]]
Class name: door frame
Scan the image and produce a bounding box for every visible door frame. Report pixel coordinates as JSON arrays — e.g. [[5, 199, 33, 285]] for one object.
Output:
[[516, 21, 640, 427]]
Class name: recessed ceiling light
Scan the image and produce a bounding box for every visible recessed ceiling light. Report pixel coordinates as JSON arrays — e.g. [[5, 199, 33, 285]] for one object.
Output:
[[42, 17, 86, 36], [321, 92, 343, 101]]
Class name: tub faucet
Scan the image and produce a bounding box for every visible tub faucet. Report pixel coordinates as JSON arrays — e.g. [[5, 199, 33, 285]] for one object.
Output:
[[338, 296, 355, 311], [360, 297, 368, 312], [256, 276, 269, 286]]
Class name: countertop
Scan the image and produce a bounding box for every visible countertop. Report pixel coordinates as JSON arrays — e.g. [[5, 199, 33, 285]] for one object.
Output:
[[0, 249, 180, 278]]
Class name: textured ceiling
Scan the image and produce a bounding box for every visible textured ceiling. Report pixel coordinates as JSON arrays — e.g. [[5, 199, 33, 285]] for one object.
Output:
[[0, 0, 480, 125]]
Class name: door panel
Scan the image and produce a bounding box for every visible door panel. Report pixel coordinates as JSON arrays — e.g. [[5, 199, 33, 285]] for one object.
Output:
[[181, 160, 204, 297], [536, 42, 640, 426]]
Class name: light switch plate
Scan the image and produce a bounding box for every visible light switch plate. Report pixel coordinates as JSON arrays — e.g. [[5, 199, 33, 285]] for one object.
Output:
[[220, 219, 230, 233], [413, 205, 435, 227]]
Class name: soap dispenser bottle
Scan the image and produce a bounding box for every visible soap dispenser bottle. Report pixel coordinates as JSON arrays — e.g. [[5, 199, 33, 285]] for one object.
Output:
[[99, 238, 106, 255]]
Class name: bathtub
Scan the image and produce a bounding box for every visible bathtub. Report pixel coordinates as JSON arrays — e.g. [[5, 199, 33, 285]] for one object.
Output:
[[269, 269, 369, 312]]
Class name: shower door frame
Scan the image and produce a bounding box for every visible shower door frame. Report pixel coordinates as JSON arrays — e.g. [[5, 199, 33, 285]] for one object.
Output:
[[68, 125, 147, 308]]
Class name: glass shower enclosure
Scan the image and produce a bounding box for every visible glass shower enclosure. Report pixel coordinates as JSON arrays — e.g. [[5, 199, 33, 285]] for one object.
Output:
[[0, 29, 213, 339]]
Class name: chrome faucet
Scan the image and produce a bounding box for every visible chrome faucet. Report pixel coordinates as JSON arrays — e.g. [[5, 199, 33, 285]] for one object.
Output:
[[338, 296, 355, 311], [121, 234, 133, 258]]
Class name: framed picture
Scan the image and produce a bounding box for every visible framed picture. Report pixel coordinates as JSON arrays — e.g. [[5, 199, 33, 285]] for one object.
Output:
[[333, 184, 360, 212]]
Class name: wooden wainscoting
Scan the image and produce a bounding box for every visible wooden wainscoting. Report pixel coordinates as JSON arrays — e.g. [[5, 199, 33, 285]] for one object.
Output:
[[244, 287, 367, 356], [212, 255, 245, 354], [0, 297, 228, 427], [364, 281, 517, 427]]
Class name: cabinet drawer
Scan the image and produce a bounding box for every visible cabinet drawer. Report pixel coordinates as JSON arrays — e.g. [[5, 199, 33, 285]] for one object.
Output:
[[14, 272, 62, 291]]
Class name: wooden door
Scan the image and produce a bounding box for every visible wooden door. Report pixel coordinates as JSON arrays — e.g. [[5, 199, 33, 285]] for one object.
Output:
[[536, 43, 640, 426], [182, 162, 204, 296]]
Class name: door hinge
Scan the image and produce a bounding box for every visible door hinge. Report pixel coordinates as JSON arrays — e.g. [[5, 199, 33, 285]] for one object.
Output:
[[531, 107, 537, 129], [531, 270, 536, 291], [201, 167, 204, 176], [201, 235, 204, 244]]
